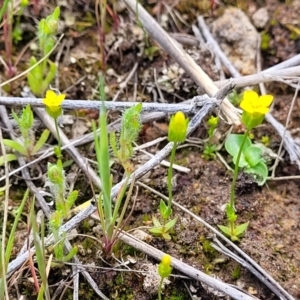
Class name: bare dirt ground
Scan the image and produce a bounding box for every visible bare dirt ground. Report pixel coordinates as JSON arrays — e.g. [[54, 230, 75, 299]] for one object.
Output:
[[1, 0, 300, 299]]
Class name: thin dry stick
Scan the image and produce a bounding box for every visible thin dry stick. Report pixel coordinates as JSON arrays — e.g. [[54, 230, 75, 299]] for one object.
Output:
[[215, 66, 300, 88], [122, 0, 241, 125], [0, 94, 213, 112], [198, 16, 242, 78]]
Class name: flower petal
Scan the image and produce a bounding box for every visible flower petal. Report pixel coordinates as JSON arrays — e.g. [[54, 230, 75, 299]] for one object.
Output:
[[240, 99, 254, 113], [254, 107, 269, 114], [259, 95, 273, 107], [243, 90, 258, 103]]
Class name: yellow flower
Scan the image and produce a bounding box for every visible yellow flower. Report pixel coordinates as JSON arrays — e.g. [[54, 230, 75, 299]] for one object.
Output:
[[43, 90, 65, 119], [240, 90, 273, 115], [168, 111, 189, 143], [240, 91, 273, 130]]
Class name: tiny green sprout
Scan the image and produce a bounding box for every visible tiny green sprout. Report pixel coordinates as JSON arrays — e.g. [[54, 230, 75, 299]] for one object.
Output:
[[220, 90, 273, 241], [150, 111, 188, 240], [149, 216, 177, 240], [2, 104, 50, 161], [203, 115, 219, 160], [110, 103, 142, 174], [158, 254, 172, 300], [12, 104, 33, 134]]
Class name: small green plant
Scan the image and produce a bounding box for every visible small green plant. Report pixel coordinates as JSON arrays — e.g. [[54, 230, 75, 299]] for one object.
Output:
[[46, 160, 78, 263], [219, 90, 273, 241], [149, 112, 189, 240], [110, 102, 142, 174], [27, 7, 60, 96], [0, 189, 29, 299], [2, 104, 50, 163], [93, 74, 138, 254], [225, 134, 268, 186], [42, 89, 77, 263], [202, 115, 219, 160], [158, 254, 172, 300]]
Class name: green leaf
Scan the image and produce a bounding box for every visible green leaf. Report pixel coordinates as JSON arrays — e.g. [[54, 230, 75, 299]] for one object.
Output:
[[244, 145, 263, 167], [218, 225, 232, 237], [164, 217, 177, 232], [149, 227, 163, 234], [234, 222, 249, 237], [33, 129, 50, 153], [152, 216, 162, 228], [245, 161, 268, 186], [233, 152, 248, 168], [159, 200, 171, 220], [0, 154, 18, 166], [62, 246, 78, 262], [66, 190, 78, 212], [225, 134, 251, 158], [3, 139, 26, 155], [162, 233, 171, 240]]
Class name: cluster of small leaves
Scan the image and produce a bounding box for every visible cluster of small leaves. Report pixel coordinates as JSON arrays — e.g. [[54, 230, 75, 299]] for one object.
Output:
[[28, 7, 60, 96]]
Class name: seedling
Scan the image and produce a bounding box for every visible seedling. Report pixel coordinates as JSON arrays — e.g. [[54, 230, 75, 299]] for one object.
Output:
[[27, 7, 60, 96], [219, 90, 273, 241], [2, 104, 50, 163], [202, 115, 219, 160], [157, 254, 172, 300], [150, 112, 188, 240]]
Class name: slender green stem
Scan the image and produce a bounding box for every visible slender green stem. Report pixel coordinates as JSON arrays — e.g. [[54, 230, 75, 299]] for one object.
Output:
[[229, 130, 250, 208], [167, 142, 177, 209], [54, 118, 62, 158], [158, 277, 164, 300], [0, 0, 10, 24]]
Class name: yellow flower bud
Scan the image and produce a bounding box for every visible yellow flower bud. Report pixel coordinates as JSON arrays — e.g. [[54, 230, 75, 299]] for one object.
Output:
[[168, 112, 189, 143], [158, 254, 172, 278]]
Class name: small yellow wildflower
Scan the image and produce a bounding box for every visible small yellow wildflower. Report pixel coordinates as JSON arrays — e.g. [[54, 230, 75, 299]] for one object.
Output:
[[43, 90, 65, 119], [240, 90, 273, 115], [168, 111, 189, 143], [240, 90, 273, 130]]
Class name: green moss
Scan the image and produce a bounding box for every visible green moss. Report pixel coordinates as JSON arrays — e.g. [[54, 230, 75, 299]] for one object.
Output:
[[261, 31, 271, 50], [232, 264, 241, 280]]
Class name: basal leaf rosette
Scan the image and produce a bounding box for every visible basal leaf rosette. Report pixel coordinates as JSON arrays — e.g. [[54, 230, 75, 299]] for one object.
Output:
[[240, 91, 273, 130]]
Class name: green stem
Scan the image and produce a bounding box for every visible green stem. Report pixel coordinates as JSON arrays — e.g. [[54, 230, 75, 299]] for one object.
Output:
[[54, 118, 62, 159], [158, 277, 164, 300], [229, 130, 250, 208], [167, 142, 177, 209]]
